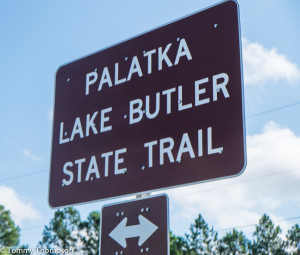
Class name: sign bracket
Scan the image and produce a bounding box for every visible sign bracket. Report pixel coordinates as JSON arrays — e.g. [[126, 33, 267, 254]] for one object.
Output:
[[136, 193, 151, 199]]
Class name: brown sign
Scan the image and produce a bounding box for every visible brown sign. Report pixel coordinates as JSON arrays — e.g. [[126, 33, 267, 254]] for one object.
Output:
[[49, 0, 246, 208], [100, 195, 169, 255]]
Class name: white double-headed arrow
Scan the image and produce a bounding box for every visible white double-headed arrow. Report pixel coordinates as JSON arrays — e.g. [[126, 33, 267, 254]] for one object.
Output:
[[109, 215, 158, 248]]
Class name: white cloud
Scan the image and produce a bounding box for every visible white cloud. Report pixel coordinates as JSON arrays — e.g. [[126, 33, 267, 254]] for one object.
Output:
[[0, 186, 41, 226], [243, 38, 300, 86], [247, 122, 300, 179], [168, 121, 300, 237], [22, 148, 43, 162]]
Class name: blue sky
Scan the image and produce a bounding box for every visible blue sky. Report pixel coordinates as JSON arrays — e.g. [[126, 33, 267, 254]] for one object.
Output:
[[1, 0, 300, 250]]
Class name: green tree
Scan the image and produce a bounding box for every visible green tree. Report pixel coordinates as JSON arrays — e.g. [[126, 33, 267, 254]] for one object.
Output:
[[170, 231, 188, 255], [39, 208, 101, 255], [0, 247, 10, 255], [251, 214, 287, 255], [184, 214, 218, 255], [217, 229, 251, 255], [286, 224, 300, 255], [0, 205, 20, 248], [39, 207, 81, 253], [79, 211, 100, 255]]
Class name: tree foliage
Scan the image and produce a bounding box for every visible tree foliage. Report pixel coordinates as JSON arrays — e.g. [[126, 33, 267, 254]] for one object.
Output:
[[38, 207, 300, 255], [39, 207, 100, 255], [0, 205, 20, 248], [79, 211, 100, 255], [286, 224, 300, 255], [217, 229, 251, 254], [251, 214, 287, 255], [171, 214, 300, 255], [184, 214, 218, 255], [170, 231, 188, 255], [38, 207, 81, 252]]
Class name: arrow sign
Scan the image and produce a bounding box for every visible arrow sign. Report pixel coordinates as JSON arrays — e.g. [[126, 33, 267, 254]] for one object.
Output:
[[100, 195, 169, 254], [109, 215, 158, 248]]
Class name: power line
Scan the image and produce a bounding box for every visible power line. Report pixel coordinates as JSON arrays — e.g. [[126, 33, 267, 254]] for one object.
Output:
[[216, 216, 300, 232], [21, 216, 300, 233], [170, 167, 300, 199], [0, 169, 48, 183], [246, 101, 300, 119]]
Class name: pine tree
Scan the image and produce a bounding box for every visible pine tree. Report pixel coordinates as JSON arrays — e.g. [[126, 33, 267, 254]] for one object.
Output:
[[38, 207, 81, 253], [184, 214, 218, 255], [0, 205, 20, 248], [251, 214, 287, 255], [170, 231, 188, 255], [286, 224, 300, 255], [217, 229, 251, 255], [79, 211, 100, 255]]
